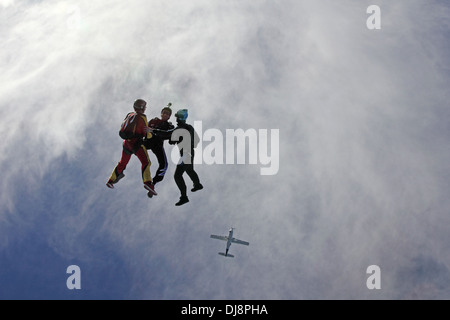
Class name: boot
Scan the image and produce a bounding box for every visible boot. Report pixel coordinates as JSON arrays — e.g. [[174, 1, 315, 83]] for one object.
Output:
[[144, 181, 157, 196], [191, 183, 203, 192], [175, 196, 189, 206], [106, 173, 125, 189]]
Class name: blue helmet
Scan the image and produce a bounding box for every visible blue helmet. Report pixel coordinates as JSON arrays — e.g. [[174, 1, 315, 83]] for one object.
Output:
[[175, 109, 188, 121]]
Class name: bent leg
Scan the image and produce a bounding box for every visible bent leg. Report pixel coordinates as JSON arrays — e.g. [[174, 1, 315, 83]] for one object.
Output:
[[174, 164, 187, 197], [109, 150, 131, 182], [152, 146, 168, 184], [185, 163, 200, 186], [135, 146, 152, 184]]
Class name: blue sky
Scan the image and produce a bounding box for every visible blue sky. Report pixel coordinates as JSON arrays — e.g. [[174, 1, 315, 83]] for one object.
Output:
[[1, 0, 450, 300]]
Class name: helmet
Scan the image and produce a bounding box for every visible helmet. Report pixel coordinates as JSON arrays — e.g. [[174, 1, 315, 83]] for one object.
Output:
[[175, 109, 188, 121], [133, 99, 147, 111], [161, 102, 172, 116]]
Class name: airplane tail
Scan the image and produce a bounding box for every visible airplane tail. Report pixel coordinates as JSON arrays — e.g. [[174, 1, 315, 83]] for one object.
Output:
[[218, 252, 234, 258]]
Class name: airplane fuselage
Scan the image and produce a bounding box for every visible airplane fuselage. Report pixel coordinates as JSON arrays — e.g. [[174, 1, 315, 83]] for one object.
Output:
[[225, 229, 234, 254]]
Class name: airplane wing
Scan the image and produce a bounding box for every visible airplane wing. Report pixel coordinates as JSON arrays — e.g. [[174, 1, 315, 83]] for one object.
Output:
[[210, 235, 228, 241], [231, 238, 249, 246]]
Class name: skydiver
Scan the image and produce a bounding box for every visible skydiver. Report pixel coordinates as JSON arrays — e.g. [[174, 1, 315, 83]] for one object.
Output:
[[106, 99, 157, 197], [143, 104, 175, 188], [169, 109, 203, 206]]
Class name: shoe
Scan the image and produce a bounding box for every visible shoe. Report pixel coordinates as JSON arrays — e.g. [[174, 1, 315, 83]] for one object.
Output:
[[115, 173, 125, 183], [152, 175, 163, 185], [106, 173, 125, 189], [147, 192, 154, 198], [191, 184, 203, 192], [175, 196, 189, 206], [144, 182, 157, 196]]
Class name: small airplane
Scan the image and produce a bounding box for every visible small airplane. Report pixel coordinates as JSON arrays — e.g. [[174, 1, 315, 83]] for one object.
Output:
[[210, 228, 249, 258]]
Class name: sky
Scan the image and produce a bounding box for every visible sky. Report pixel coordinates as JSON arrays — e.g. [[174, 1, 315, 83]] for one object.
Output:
[[1, 0, 450, 300]]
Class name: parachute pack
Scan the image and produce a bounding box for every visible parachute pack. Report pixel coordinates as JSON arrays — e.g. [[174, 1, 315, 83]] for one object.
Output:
[[119, 112, 139, 139]]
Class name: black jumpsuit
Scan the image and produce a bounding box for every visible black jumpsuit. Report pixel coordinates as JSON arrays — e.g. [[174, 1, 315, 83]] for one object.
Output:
[[143, 118, 175, 184], [169, 120, 202, 198]]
